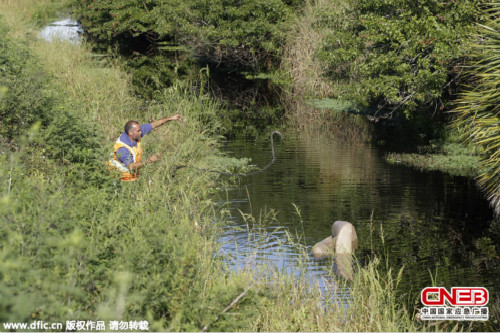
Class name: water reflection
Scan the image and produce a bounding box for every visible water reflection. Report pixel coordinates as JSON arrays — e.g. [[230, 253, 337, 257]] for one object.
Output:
[[39, 18, 82, 44], [218, 128, 500, 298]]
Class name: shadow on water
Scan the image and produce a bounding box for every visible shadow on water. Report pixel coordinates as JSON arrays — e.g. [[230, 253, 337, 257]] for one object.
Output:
[[199, 64, 284, 138], [217, 127, 500, 302]]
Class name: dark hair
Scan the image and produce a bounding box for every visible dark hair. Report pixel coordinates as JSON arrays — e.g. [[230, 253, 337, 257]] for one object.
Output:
[[125, 121, 140, 134]]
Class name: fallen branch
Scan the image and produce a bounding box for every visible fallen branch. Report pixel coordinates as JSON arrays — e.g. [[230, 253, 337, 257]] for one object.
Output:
[[201, 280, 258, 332]]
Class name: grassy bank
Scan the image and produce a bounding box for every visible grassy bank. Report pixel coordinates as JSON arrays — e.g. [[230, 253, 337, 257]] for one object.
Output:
[[386, 141, 480, 177], [2, 1, 498, 332], [0, 1, 257, 330]]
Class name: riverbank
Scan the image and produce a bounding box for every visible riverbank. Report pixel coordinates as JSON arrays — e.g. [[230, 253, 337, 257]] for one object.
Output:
[[279, 0, 486, 179], [1, 1, 260, 329], [385, 141, 480, 177], [0, 1, 498, 331], [0, 3, 257, 330]]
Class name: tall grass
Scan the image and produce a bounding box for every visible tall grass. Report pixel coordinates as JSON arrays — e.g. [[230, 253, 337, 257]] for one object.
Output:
[[280, 0, 345, 100], [0, 1, 260, 330], [252, 260, 418, 332], [221, 211, 424, 332], [31, 40, 140, 137], [279, 0, 374, 142], [0, 0, 69, 38]]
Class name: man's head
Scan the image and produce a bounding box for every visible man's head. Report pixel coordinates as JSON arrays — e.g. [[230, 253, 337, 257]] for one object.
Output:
[[125, 121, 142, 142]]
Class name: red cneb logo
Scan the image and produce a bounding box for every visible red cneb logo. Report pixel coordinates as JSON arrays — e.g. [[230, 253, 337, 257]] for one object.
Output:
[[421, 287, 489, 306]]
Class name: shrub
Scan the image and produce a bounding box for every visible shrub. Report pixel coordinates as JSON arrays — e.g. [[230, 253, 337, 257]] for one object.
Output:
[[0, 19, 111, 188], [72, 0, 299, 95], [318, 0, 482, 120], [0, 21, 55, 140], [452, 1, 500, 214]]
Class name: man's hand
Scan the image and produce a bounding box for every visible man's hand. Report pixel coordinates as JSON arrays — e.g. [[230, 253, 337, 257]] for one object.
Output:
[[151, 114, 182, 128], [148, 154, 160, 163], [128, 154, 160, 171], [168, 114, 182, 122]]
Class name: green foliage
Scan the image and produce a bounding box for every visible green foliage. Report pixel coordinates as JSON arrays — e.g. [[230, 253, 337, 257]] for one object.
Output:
[[0, 86, 7, 99], [71, 0, 295, 136], [318, 0, 481, 119], [73, 0, 295, 66], [386, 148, 480, 177], [474, 237, 497, 260], [43, 109, 98, 163], [122, 55, 186, 97], [452, 1, 500, 215], [0, 22, 55, 140], [0, 90, 262, 332], [0, 20, 110, 188], [0, 21, 261, 325], [199, 0, 292, 68], [72, 0, 299, 99], [30, 1, 72, 26], [385, 133, 481, 177]]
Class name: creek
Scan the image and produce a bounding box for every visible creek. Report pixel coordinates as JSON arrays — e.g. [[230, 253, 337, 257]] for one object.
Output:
[[217, 126, 500, 301], [38, 18, 82, 44]]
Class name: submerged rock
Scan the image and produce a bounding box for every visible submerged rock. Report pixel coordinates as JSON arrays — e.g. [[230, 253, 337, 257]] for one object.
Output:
[[312, 235, 335, 259], [312, 221, 358, 280]]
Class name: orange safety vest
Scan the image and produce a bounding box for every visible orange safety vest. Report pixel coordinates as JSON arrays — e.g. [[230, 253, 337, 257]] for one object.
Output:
[[106, 138, 143, 181]]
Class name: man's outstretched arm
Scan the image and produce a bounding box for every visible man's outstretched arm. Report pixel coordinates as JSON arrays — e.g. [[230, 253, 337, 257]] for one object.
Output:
[[151, 114, 182, 129]]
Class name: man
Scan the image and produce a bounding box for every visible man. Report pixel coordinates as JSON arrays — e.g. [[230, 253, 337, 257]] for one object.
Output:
[[107, 114, 182, 181]]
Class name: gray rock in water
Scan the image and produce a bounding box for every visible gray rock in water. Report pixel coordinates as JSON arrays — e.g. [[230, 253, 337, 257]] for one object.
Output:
[[312, 235, 335, 259], [311, 221, 358, 280], [332, 220, 358, 254]]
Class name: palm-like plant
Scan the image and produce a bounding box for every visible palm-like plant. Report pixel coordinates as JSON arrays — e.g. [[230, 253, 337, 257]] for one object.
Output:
[[453, 1, 500, 214]]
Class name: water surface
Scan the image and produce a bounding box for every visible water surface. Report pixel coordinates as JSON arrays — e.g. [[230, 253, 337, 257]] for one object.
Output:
[[39, 18, 82, 44], [218, 128, 500, 298]]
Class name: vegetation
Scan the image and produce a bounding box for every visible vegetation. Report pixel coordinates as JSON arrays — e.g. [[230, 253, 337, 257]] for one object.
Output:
[[0, 1, 434, 331], [69, 0, 304, 137], [0, 22, 55, 140], [386, 141, 480, 177], [317, 0, 481, 120], [0, 3, 258, 328], [2, 0, 500, 331], [452, 1, 500, 215], [69, 0, 489, 136], [70, 0, 488, 143], [72, 0, 299, 94], [280, 0, 495, 181]]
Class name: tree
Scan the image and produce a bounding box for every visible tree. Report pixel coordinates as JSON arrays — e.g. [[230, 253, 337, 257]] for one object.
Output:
[[453, 1, 500, 214], [318, 0, 481, 121]]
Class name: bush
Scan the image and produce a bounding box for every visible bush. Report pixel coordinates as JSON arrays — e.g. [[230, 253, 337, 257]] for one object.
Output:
[[0, 22, 55, 140], [72, 0, 299, 95], [318, 0, 482, 120], [0, 19, 111, 188], [452, 1, 500, 215]]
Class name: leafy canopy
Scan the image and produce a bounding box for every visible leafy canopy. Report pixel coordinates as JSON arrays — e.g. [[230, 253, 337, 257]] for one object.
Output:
[[318, 0, 481, 119], [73, 0, 296, 70], [452, 1, 500, 215]]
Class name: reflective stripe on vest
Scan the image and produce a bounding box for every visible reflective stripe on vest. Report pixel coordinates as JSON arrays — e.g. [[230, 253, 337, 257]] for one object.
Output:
[[106, 138, 143, 181]]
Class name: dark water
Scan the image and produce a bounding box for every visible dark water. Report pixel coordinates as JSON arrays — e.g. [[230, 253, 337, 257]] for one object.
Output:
[[217, 128, 500, 299]]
